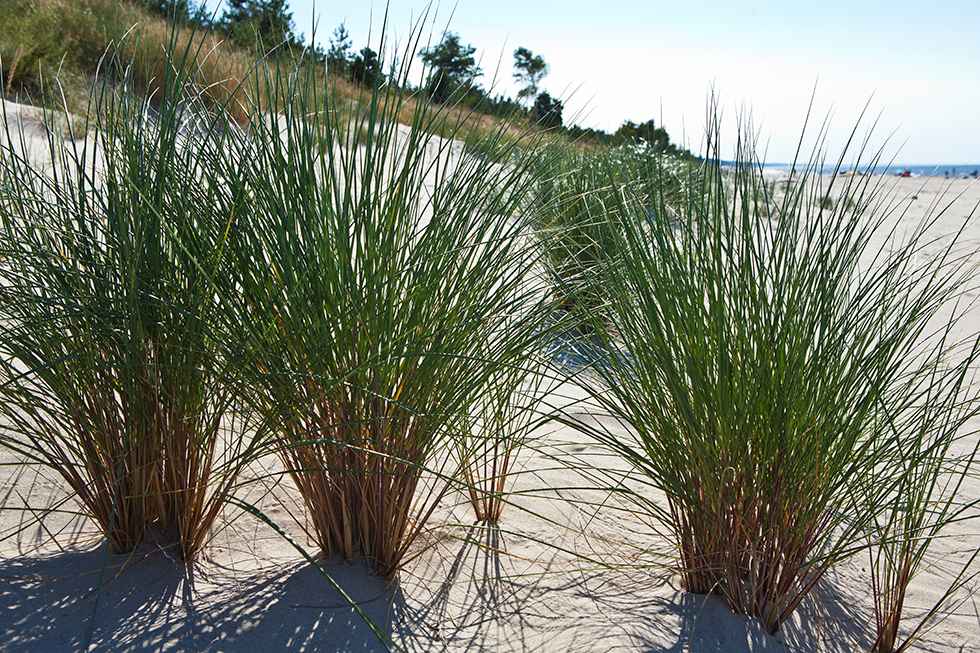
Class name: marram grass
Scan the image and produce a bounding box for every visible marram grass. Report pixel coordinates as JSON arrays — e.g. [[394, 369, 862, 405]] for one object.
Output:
[[218, 33, 555, 578], [456, 363, 555, 524], [0, 25, 260, 559], [529, 143, 692, 335], [553, 111, 980, 634]]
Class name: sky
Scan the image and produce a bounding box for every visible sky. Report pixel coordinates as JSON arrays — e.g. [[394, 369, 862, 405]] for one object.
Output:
[[201, 0, 979, 165]]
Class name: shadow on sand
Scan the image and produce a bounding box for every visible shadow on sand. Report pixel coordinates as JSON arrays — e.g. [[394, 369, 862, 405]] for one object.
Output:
[[0, 538, 401, 652], [391, 521, 868, 652]]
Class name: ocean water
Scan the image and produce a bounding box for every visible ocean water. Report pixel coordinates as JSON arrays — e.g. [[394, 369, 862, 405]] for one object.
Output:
[[759, 163, 980, 179]]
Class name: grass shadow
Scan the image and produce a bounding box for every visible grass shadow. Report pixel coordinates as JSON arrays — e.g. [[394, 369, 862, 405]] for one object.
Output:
[[394, 523, 538, 651], [393, 519, 798, 652], [0, 541, 400, 651]]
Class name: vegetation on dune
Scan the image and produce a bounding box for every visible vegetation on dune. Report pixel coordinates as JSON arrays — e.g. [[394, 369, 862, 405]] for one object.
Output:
[[1, 8, 979, 653], [0, 0, 259, 123], [0, 0, 694, 154], [530, 143, 691, 334], [547, 110, 980, 642], [0, 25, 259, 560], [217, 32, 555, 578], [1, 0, 129, 104]]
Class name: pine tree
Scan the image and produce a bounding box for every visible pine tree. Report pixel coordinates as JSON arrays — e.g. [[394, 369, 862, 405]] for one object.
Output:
[[513, 47, 548, 105], [418, 33, 481, 104], [533, 92, 562, 129], [327, 23, 352, 78], [219, 0, 298, 53]]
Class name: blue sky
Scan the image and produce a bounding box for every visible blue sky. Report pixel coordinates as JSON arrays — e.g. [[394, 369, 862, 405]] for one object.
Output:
[[201, 0, 979, 165]]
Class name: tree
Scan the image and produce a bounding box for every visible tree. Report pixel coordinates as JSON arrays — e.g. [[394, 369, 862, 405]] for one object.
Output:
[[418, 32, 482, 104], [327, 23, 352, 78], [350, 47, 382, 86], [142, 0, 204, 24], [533, 92, 562, 129], [219, 0, 298, 53], [615, 119, 676, 153], [513, 47, 548, 105]]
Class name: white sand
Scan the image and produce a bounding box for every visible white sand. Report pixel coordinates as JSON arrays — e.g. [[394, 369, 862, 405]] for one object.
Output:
[[2, 99, 980, 652]]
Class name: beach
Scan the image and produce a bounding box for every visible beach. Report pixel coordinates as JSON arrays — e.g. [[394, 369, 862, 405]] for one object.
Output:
[[2, 98, 980, 653]]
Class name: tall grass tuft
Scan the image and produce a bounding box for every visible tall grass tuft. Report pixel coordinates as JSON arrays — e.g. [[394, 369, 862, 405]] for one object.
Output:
[[529, 144, 691, 335], [0, 26, 257, 559], [559, 112, 980, 634], [221, 32, 552, 578]]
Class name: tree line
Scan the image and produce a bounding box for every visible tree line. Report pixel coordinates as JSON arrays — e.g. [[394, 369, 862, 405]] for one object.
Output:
[[140, 0, 693, 156]]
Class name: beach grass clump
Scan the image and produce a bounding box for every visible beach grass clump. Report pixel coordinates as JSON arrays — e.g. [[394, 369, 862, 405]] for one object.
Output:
[[221, 35, 552, 578], [819, 192, 856, 212], [529, 144, 692, 335], [0, 27, 256, 559], [561, 115, 980, 634]]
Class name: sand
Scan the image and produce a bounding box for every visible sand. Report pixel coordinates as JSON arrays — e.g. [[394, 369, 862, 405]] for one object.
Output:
[[2, 99, 980, 652]]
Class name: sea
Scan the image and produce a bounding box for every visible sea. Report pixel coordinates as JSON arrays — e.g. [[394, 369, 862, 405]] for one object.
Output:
[[758, 163, 979, 179]]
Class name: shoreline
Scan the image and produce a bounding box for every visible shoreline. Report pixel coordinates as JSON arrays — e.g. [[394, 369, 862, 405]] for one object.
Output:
[[760, 164, 980, 180]]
